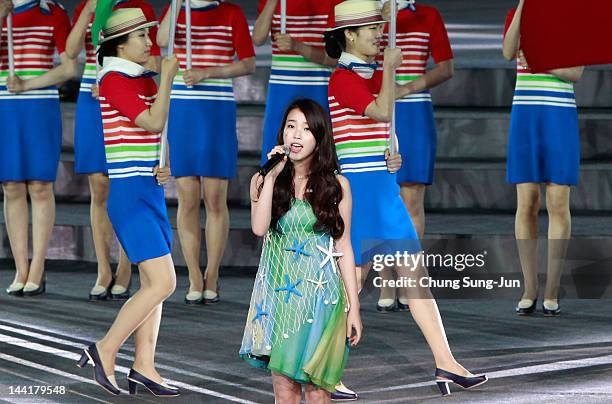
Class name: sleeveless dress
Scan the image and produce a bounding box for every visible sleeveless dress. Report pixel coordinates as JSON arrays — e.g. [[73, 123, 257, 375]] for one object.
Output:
[[240, 199, 349, 392]]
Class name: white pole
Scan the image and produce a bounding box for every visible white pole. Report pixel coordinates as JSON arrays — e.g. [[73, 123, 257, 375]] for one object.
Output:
[[185, 0, 192, 71], [7, 13, 15, 75], [95, 31, 101, 85], [280, 0, 287, 34], [159, 0, 180, 169], [388, 0, 397, 155]]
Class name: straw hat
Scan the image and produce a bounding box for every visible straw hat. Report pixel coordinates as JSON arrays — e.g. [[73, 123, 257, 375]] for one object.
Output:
[[327, 0, 386, 32], [99, 8, 157, 44]]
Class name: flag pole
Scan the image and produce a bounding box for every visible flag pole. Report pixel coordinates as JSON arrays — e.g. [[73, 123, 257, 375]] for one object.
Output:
[[185, 0, 192, 72], [159, 0, 179, 169], [388, 0, 398, 155], [280, 0, 287, 34], [7, 13, 15, 76]]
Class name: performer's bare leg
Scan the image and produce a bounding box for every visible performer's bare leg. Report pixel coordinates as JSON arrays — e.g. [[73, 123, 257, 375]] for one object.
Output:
[[89, 173, 131, 289], [3, 181, 29, 286], [202, 177, 229, 298], [176, 176, 204, 294], [397, 183, 426, 304], [544, 184, 571, 306], [27, 181, 55, 286], [96, 254, 176, 385], [515, 183, 541, 304]]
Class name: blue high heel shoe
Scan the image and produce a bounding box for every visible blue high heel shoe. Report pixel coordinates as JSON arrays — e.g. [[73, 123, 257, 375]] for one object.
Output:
[[435, 368, 488, 396], [515, 298, 537, 315], [76, 343, 120, 395], [127, 368, 180, 397]]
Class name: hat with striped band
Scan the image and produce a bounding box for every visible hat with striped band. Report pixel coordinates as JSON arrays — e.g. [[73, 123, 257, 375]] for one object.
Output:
[[327, 0, 386, 32], [99, 8, 157, 44]]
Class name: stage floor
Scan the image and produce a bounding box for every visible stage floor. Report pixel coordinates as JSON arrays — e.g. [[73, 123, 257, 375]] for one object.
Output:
[[1, 261, 611, 403]]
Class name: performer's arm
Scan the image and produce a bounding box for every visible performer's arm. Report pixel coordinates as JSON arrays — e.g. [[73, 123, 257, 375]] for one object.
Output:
[[364, 47, 402, 123], [157, 0, 183, 47], [253, 0, 277, 46], [134, 56, 179, 133], [549, 66, 584, 83], [0, 0, 13, 43], [183, 57, 255, 85], [335, 175, 362, 347], [65, 0, 96, 59], [275, 34, 338, 67], [397, 59, 454, 98], [250, 145, 288, 236], [502, 0, 524, 61], [7, 52, 78, 92]]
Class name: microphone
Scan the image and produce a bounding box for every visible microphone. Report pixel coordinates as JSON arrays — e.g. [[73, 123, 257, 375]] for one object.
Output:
[[259, 145, 291, 177]]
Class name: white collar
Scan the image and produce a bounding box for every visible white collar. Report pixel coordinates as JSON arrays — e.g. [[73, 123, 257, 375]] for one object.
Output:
[[338, 52, 378, 79], [99, 57, 149, 81]]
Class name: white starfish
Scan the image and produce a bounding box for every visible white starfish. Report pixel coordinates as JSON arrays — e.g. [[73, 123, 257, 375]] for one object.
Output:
[[307, 272, 329, 291], [316, 238, 343, 273]]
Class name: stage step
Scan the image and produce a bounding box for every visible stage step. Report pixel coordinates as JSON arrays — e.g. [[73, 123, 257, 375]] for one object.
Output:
[[1, 202, 610, 267], [60, 102, 612, 161]]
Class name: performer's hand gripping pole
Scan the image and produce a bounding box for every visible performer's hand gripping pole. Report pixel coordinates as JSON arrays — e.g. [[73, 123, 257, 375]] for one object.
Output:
[[388, 0, 398, 155], [280, 0, 287, 34], [159, 0, 179, 169]]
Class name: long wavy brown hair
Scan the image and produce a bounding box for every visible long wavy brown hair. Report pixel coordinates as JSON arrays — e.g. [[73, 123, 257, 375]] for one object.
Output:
[[257, 99, 345, 238]]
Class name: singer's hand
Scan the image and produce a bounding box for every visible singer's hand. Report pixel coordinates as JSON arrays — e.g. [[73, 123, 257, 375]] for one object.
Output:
[[7, 75, 27, 93], [266, 145, 288, 179], [274, 33, 294, 52]]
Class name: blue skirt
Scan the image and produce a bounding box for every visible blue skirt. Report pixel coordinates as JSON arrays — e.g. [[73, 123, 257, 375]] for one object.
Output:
[[507, 105, 580, 185], [260, 83, 329, 165], [395, 100, 437, 185], [107, 176, 172, 263], [168, 99, 237, 178], [343, 170, 421, 265], [0, 97, 61, 182], [74, 89, 107, 174]]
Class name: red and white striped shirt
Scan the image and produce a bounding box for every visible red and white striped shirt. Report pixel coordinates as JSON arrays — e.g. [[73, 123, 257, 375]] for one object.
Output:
[[0, 3, 70, 100], [160, 1, 254, 101]]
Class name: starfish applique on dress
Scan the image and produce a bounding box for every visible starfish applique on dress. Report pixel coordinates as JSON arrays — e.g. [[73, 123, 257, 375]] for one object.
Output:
[[285, 237, 311, 261], [274, 274, 303, 303], [316, 238, 343, 273]]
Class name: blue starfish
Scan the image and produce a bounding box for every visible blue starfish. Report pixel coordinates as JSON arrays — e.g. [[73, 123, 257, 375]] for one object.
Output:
[[274, 274, 303, 303], [252, 303, 269, 322], [284, 238, 311, 261]]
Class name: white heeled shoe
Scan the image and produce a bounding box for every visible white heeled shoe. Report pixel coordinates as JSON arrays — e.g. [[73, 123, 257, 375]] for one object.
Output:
[[6, 282, 25, 296]]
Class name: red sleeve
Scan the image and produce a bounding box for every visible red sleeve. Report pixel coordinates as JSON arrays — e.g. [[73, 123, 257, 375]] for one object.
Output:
[[429, 8, 453, 63], [101, 74, 151, 122], [52, 6, 71, 54], [331, 70, 376, 116], [72, 0, 86, 25], [141, 2, 161, 56], [503, 8, 517, 38], [231, 5, 255, 59]]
